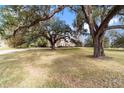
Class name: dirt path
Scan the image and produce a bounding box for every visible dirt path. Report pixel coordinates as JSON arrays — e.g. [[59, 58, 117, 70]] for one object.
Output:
[[0, 49, 28, 55], [0, 48, 42, 55]]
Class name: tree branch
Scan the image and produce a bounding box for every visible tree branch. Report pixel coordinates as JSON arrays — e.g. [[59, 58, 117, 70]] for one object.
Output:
[[13, 5, 65, 36], [68, 6, 78, 13], [106, 25, 124, 30], [81, 5, 96, 37], [55, 35, 70, 43], [96, 5, 124, 37]]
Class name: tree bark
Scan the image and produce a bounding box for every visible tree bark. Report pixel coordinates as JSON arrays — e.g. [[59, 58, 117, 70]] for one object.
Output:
[[51, 44, 55, 50], [50, 40, 56, 50], [93, 35, 105, 58], [13, 5, 65, 36], [93, 37, 100, 57], [99, 35, 105, 56]]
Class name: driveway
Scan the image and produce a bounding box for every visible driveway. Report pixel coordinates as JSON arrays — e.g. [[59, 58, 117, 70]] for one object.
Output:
[[0, 49, 29, 55]]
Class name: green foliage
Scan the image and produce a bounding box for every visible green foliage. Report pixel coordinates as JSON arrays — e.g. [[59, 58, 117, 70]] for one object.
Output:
[[0, 28, 5, 37], [4, 17, 72, 48], [105, 30, 123, 48], [44, 18, 72, 35], [104, 36, 110, 48], [71, 39, 83, 47], [92, 6, 111, 22], [73, 10, 85, 31], [1, 5, 124, 50], [0, 5, 55, 37], [84, 36, 93, 47], [84, 35, 110, 48], [111, 32, 124, 48], [28, 37, 47, 47], [37, 18, 72, 48], [7, 35, 25, 48]]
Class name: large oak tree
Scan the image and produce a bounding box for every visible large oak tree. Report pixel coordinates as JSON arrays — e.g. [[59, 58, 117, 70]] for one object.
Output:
[[34, 18, 72, 49], [2, 5, 124, 58], [81, 5, 124, 57]]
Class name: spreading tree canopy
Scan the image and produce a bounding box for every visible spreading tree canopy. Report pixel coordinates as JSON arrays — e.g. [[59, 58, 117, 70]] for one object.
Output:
[[1, 5, 124, 58]]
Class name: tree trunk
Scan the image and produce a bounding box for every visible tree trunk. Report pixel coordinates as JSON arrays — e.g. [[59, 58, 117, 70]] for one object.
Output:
[[51, 44, 55, 50], [93, 36, 105, 58], [50, 41, 55, 50], [99, 37, 105, 56], [93, 38, 100, 57]]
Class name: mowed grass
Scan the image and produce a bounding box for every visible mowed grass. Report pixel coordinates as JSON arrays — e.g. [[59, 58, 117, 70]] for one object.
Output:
[[0, 47, 124, 88]]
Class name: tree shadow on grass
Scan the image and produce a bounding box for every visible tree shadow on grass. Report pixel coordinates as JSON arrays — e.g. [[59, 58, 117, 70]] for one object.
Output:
[[85, 55, 113, 61], [42, 54, 85, 87], [42, 53, 101, 88]]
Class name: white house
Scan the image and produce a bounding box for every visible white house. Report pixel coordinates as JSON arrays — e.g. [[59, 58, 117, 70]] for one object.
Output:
[[56, 39, 75, 47]]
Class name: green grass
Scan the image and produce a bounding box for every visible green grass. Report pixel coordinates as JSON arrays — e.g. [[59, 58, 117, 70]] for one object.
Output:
[[0, 47, 124, 87]]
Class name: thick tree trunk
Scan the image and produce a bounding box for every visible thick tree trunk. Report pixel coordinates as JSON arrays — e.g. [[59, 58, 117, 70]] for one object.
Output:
[[93, 36, 105, 58], [50, 41, 56, 50], [51, 44, 55, 50], [99, 37, 105, 56], [93, 38, 100, 57]]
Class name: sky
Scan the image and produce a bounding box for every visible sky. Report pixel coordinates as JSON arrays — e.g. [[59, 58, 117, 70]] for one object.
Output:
[[55, 8, 76, 28]]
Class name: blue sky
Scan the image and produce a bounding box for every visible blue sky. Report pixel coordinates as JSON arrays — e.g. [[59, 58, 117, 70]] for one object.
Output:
[[55, 8, 76, 27]]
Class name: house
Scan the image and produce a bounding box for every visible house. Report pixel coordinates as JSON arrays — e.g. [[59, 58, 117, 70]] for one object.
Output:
[[56, 39, 75, 47]]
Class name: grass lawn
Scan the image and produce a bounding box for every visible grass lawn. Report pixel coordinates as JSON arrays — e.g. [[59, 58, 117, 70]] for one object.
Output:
[[0, 47, 124, 88]]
